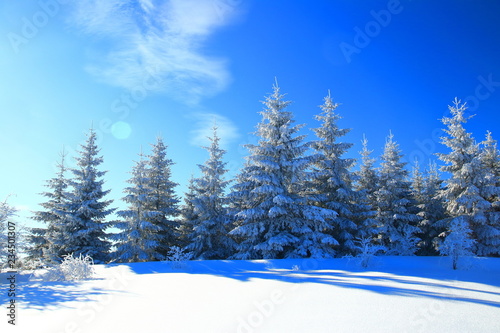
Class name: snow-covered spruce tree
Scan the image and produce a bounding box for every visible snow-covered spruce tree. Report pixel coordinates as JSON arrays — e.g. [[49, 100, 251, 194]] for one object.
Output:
[[411, 160, 425, 209], [177, 175, 198, 248], [353, 136, 380, 245], [375, 132, 420, 255], [477, 131, 500, 255], [437, 99, 497, 256], [308, 93, 376, 256], [145, 137, 181, 257], [439, 216, 475, 270], [62, 129, 114, 263], [28, 151, 70, 263], [230, 84, 336, 259], [112, 152, 164, 263], [412, 161, 447, 255], [186, 127, 236, 259], [355, 135, 379, 209]]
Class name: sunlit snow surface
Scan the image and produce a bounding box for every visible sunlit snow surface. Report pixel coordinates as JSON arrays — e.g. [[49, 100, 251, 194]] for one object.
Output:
[[1, 256, 499, 333]]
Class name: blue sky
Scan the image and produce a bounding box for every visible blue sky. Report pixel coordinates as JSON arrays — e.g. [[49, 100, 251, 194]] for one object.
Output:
[[1, 0, 500, 226]]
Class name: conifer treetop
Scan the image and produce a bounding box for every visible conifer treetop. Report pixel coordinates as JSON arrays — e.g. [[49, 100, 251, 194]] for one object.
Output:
[[439, 99, 477, 159]]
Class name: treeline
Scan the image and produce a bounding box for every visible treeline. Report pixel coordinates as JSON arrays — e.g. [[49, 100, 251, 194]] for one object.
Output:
[[25, 84, 500, 264]]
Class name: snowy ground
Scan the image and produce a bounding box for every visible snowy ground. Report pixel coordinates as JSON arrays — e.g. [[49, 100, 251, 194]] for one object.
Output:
[[1, 256, 500, 333]]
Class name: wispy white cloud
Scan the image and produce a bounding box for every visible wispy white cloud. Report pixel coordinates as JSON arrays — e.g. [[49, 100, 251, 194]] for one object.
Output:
[[15, 204, 30, 211], [189, 112, 239, 148], [13, 204, 31, 215], [67, 0, 243, 102]]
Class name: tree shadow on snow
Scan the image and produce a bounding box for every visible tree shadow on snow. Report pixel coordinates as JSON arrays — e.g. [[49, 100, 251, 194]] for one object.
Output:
[[0, 277, 113, 310], [119, 257, 500, 309]]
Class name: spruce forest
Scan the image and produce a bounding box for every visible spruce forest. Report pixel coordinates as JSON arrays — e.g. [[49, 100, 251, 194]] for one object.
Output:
[[17, 84, 500, 265]]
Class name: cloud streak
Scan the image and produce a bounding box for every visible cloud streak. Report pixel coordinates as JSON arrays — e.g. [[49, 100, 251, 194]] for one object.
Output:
[[189, 112, 239, 148], [67, 0, 242, 102]]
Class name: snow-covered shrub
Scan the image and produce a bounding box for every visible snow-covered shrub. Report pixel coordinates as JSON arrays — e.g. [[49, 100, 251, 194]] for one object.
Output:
[[60, 254, 95, 280], [354, 238, 386, 268], [42, 254, 95, 281], [166, 246, 192, 269]]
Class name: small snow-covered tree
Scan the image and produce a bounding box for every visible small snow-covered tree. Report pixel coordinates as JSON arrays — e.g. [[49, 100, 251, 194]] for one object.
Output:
[[309, 93, 376, 256], [145, 137, 181, 256], [29, 151, 69, 263], [375, 132, 420, 255], [437, 99, 497, 256], [186, 126, 236, 260], [61, 129, 114, 263], [112, 152, 164, 262], [354, 237, 386, 268], [439, 216, 475, 270], [230, 83, 336, 259], [166, 246, 193, 269], [412, 161, 447, 255]]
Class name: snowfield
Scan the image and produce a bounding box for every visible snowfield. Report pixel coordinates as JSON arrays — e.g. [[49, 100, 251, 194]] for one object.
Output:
[[2, 256, 500, 333]]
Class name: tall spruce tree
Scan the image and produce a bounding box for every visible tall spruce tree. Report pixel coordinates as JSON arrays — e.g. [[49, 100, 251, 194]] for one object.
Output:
[[230, 84, 336, 259], [437, 99, 498, 256], [29, 151, 69, 263], [309, 93, 375, 256], [186, 127, 235, 259], [477, 131, 500, 255], [375, 132, 420, 255], [62, 129, 114, 263], [145, 137, 181, 256], [113, 152, 164, 262]]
